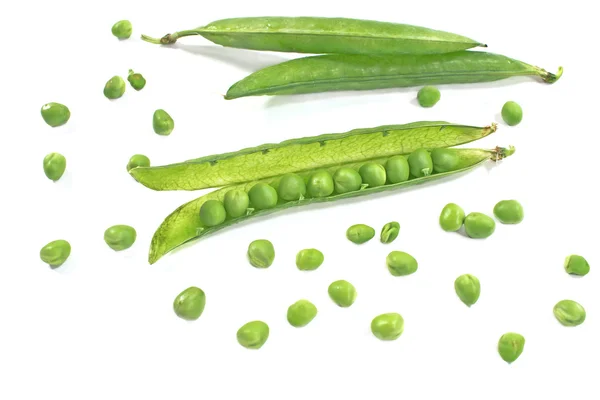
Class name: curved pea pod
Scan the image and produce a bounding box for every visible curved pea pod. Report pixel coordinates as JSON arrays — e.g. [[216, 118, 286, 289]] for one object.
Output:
[[225, 52, 562, 100], [141, 16, 485, 55], [130, 121, 497, 191], [146, 146, 514, 264]]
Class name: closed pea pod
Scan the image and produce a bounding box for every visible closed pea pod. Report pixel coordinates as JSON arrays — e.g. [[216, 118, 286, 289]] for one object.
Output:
[[223, 190, 250, 218], [248, 182, 278, 210], [371, 313, 404, 340], [464, 212, 495, 238], [439, 203, 465, 232], [493, 200, 524, 224], [237, 321, 269, 349], [43, 152, 66, 181], [199, 200, 227, 227], [346, 224, 375, 244], [359, 162, 386, 188], [40, 239, 71, 268], [333, 167, 363, 194], [287, 300, 318, 327], [104, 225, 137, 251], [173, 286, 206, 321], [277, 173, 306, 201], [553, 300, 586, 326], [431, 148, 460, 173], [498, 333, 525, 363], [385, 155, 409, 184], [307, 170, 334, 197], [41, 102, 70, 127], [328, 280, 357, 307], [564, 255, 590, 276], [296, 248, 324, 271], [247, 239, 275, 268], [380, 221, 400, 244], [386, 251, 418, 276], [127, 154, 150, 171], [408, 148, 433, 178], [104, 76, 126, 99]]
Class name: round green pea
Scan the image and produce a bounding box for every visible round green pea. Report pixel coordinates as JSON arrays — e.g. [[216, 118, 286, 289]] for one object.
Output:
[[328, 280, 357, 307], [346, 224, 375, 244], [408, 148, 433, 178], [296, 248, 324, 271], [247, 239, 275, 268], [277, 173, 306, 201], [127, 69, 146, 91], [359, 162, 386, 188], [380, 221, 400, 244], [40, 102, 70, 127], [287, 300, 318, 327], [417, 86, 440, 107], [493, 200, 524, 224], [371, 313, 404, 340], [501, 101, 523, 126], [43, 152, 66, 181], [464, 212, 495, 239], [248, 183, 278, 210], [153, 109, 174, 136], [126, 154, 150, 171], [553, 300, 586, 327], [454, 274, 481, 307], [111, 20, 132, 39], [237, 321, 269, 349], [386, 251, 418, 276], [307, 170, 334, 198], [223, 190, 250, 218], [439, 203, 465, 232], [103, 76, 126, 99], [385, 155, 410, 184], [332, 167, 362, 194], [199, 200, 227, 227], [173, 286, 206, 321], [103, 225, 136, 251], [40, 239, 71, 268], [498, 333, 525, 363], [564, 255, 590, 277], [431, 148, 460, 173]]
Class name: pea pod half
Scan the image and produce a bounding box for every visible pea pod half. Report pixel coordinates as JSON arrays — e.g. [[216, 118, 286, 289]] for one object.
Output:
[[130, 121, 497, 191], [147, 146, 514, 264]]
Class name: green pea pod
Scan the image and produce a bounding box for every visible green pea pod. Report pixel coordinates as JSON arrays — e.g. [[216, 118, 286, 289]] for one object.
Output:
[[130, 121, 497, 191], [147, 146, 514, 264], [141, 16, 485, 55], [224, 52, 562, 100]]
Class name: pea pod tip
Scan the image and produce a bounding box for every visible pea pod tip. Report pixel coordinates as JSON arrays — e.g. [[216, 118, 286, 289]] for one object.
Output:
[[141, 33, 178, 45], [542, 66, 563, 84]]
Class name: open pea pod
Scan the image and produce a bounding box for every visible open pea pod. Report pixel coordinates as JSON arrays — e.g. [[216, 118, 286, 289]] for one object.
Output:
[[130, 121, 497, 191], [148, 145, 514, 264]]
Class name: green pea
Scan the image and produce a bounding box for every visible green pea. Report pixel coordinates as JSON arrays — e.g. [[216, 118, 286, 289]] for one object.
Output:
[[287, 300, 318, 327], [493, 200, 524, 224], [153, 109, 174, 136], [103, 225, 137, 251], [126, 154, 150, 171], [111, 20, 132, 39], [431, 148, 459, 173], [248, 183, 278, 210], [332, 167, 362, 194], [454, 274, 480, 306], [497, 333, 525, 363], [296, 248, 324, 271], [359, 162, 386, 188], [439, 203, 465, 232], [385, 155, 410, 184], [199, 200, 227, 227], [247, 239, 275, 268], [237, 321, 269, 349], [40, 102, 70, 127], [40, 239, 71, 268], [223, 190, 250, 218], [307, 170, 334, 197], [380, 221, 400, 244], [501, 101, 523, 126], [564, 255, 590, 277], [173, 286, 206, 321], [43, 152, 66, 181], [464, 212, 495, 239], [371, 313, 404, 340], [408, 148, 433, 178], [127, 69, 146, 90], [328, 280, 357, 307], [277, 173, 306, 201], [386, 251, 418, 276], [103, 76, 126, 99], [346, 224, 375, 244], [417, 86, 440, 107], [553, 300, 586, 327]]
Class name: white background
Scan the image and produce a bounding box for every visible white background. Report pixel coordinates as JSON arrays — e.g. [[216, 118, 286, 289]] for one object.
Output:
[[2, 0, 599, 399]]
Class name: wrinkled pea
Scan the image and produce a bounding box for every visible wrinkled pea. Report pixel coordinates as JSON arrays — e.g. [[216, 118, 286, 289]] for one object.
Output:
[[127, 69, 146, 90], [332, 167, 363, 194], [247, 239, 275, 268], [493, 200, 524, 224], [237, 321, 269, 349], [439, 203, 465, 232], [307, 170, 334, 197], [103, 76, 126, 99], [248, 183, 278, 210], [200, 200, 227, 227], [173, 286, 206, 321], [111, 20, 132, 39], [359, 162, 386, 188], [40, 102, 70, 127], [501, 101, 523, 126], [287, 300, 318, 327], [564, 255, 590, 276], [278, 173, 306, 201], [431, 148, 459, 173], [127, 154, 150, 171], [385, 155, 410, 184], [386, 251, 418, 276], [223, 190, 250, 218], [454, 274, 481, 306], [346, 224, 375, 244], [553, 300, 586, 327], [43, 152, 66, 181], [371, 313, 404, 340], [296, 248, 324, 271], [464, 212, 495, 238], [417, 86, 441, 107], [40, 239, 71, 268], [328, 280, 357, 307], [408, 148, 433, 178], [498, 333, 525, 363], [153, 109, 174, 136], [104, 225, 137, 251], [380, 221, 400, 244]]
